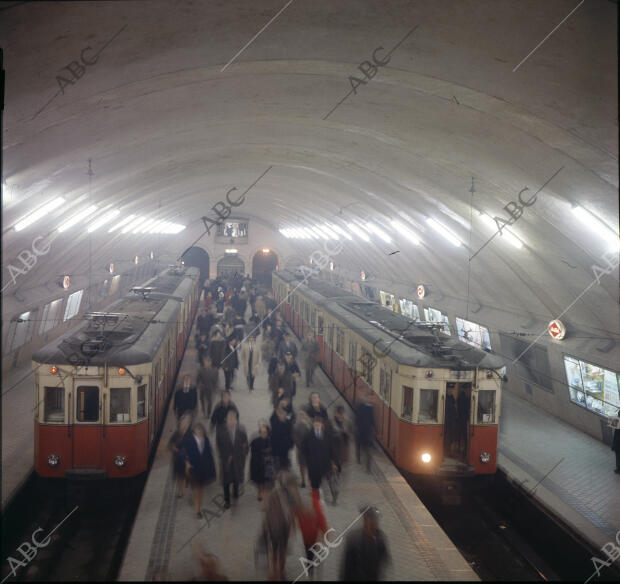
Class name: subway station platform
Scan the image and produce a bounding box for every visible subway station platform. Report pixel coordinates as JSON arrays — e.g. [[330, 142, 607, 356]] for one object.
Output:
[[118, 320, 478, 582], [498, 391, 620, 554]]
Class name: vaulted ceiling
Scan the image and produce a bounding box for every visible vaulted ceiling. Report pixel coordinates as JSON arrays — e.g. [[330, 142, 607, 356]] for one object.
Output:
[[1, 0, 618, 345]]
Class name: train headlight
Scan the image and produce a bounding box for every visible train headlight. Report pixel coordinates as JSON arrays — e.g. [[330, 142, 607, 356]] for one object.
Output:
[[480, 452, 491, 463], [113, 455, 127, 467], [47, 454, 60, 467], [421, 452, 432, 463]]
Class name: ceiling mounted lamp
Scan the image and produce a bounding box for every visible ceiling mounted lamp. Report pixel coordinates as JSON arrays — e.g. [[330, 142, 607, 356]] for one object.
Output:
[[122, 216, 147, 233], [108, 214, 136, 233], [15, 197, 65, 232], [571, 205, 619, 251], [347, 223, 370, 242], [87, 209, 120, 233], [262, 248, 270, 253], [478, 212, 522, 249], [329, 223, 353, 241], [426, 217, 462, 247], [365, 222, 392, 244], [391, 219, 421, 245], [57, 205, 98, 232]]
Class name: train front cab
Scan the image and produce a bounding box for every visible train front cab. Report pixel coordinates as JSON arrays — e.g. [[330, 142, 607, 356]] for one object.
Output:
[[34, 363, 152, 481], [391, 368, 500, 503]]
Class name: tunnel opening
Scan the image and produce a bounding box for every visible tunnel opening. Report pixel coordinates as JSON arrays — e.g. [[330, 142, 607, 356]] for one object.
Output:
[[217, 254, 245, 279], [180, 246, 210, 285], [252, 249, 279, 287]]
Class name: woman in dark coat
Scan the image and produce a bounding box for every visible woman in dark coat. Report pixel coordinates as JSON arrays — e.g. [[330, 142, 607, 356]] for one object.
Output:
[[168, 413, 192, 498], [270, 399, 295, 471], [250, 422, 275, 502], [183, 423, 217, 518]]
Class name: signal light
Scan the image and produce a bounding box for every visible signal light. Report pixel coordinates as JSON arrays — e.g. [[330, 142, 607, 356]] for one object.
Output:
[[50, 366, 58, 374], [118, 368, 126, 375]]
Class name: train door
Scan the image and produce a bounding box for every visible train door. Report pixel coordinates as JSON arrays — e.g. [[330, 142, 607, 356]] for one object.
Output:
[[443, 382, 471, 461], [72, 382, 103, 468]]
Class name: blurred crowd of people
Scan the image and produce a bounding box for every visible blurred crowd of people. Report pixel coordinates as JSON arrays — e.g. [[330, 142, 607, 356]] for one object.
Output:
[[168, 274, 389, 581]]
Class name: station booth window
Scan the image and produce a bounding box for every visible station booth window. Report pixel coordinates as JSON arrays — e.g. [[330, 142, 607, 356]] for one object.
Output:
[[423, 307, 451, 335], [399, 298, 420, 320], [456, 317, 491, 351], [564, 355, 620, 417], [380, 290, 397, 312]]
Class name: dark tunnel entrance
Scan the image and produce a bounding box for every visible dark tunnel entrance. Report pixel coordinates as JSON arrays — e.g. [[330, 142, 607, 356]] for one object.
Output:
[[252, 249, 279, 287], [180, 246, 210, 285]]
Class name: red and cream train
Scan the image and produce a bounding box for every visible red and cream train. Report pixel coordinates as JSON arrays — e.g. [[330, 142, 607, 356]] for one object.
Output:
[[33, 265, 200, 479], [273, 270, 505, 487]]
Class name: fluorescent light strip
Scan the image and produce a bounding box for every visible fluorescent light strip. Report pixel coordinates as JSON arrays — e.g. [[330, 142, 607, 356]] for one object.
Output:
[[479, 213, 522, 249], [329, 223, 353, 241], [572, 206, 619, 251], [87, 209, 120, 233], [347, 222, 370, 242], [15, 197, 66, 232], [314, 225, 334, 239], [366, 222, 392, 243], [311, 226, 328, 240], [58, 205, 98, 232], [108, 214, 136, 233], [321, 224, 340, 240], [279, 228, 290, 238], [122, 216, 147, 233], [391, 219, 420, 245], [426, 217, 462, 247], [301, 227, 318, 239], [148, 220, 165, 233], [136, 218, 156, 233], [169, 223, 186, 234]]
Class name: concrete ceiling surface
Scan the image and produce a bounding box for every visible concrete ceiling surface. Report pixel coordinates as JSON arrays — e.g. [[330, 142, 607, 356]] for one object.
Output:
[[1, 1, 618, 342]]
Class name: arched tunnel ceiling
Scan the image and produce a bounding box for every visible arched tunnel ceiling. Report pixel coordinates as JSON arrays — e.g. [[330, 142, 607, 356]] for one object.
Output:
[[1, 0, 618, 344]]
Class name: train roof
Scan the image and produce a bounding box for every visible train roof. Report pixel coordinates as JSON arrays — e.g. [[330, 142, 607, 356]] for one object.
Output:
[[276, 270, 504, 370], [32, 266, 199, 367]]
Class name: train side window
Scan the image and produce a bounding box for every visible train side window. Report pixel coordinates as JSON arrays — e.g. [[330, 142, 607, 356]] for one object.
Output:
[[348, 342, 357, 371], [360, 348, 374, 384], [402, 386, 414, 419], [318, 316, 323, 335], [76, 386, 100, 422], [328, 324, 334, 348], [137, 384, 147, 419], [311, 309, 316, 331], [44, 386, 65, 422], [110, 388, 131, 422], [477, 390, 496, 423], [419, 389, 438, 422]]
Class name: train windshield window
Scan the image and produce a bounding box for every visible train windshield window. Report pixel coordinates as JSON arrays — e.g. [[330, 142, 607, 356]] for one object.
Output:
[[137, 385, 147, 419], [402, 386, 414, 419], [76, 386, 99, 422], [419, 389, 438, 422], [44, 386, 65, 422], [110, 388, 131, 422], [477, 390, 496, 423]]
